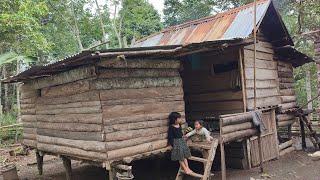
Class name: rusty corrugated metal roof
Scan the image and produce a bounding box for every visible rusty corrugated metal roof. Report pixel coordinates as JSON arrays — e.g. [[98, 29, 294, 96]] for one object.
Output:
[[134, 0, 271, 47]]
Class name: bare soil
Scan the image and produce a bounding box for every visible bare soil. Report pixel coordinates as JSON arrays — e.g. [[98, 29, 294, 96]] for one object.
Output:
[[1, 144, 319, 180]]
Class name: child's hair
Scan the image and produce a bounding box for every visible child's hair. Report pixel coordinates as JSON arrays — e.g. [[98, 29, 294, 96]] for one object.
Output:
[[168, 112, 182, 125], [195, 120, 204, 127]]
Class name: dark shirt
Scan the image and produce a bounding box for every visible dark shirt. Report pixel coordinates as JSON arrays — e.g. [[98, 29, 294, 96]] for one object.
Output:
[[168, 125, 183, 146]]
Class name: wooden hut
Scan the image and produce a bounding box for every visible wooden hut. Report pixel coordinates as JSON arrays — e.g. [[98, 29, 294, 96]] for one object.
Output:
[[3, 0, 312, 179]]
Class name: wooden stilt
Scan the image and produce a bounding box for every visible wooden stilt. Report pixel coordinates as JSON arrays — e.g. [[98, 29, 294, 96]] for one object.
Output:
[[299, 116, 307, 150], [257, 134, 264, 173], [61, 156, 72, 180], [36, 151, 44, 175], [220, 141, 226, 180], [108, 167, 116, 180], [288, 124, 292, 139]]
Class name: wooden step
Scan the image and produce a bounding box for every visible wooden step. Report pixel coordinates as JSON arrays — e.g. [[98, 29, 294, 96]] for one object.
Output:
[[180, 170, 203, 178], [188, 142, 211, 150], [188, 156, 208, 163]]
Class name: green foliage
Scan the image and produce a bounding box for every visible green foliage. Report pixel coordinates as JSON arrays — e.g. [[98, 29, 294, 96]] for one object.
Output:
[[163, 0, 215, 27]]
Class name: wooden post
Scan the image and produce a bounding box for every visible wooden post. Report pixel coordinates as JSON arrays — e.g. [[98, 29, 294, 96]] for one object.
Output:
[[220, 140, 226, 180], [36, 151, 44, 175], [239, 48, 247, 112], [299, 116, 307, 150], [61, 156, 72, 180], [257, 134, 264, 173]]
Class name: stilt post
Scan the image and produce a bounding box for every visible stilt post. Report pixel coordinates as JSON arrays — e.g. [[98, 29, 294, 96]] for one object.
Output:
[[35, 151, 44, 175], [61, 156, 72, 180]]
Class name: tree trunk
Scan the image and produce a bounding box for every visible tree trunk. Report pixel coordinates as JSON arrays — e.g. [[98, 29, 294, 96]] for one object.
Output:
[[16, 60, 21, 122], [94, 0, 108, 49], [2, 65, 9, 112], [70, 1, 84, 51]]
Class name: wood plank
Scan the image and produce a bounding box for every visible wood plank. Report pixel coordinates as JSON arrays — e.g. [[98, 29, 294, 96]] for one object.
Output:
[[247, 96, 281, 109], [106, 119, 168, 131], [37, 91, 100, 105], [99, 87, 183, 101], [37, 106, 102, 115], [97, 68, 179, 78], [244, 59, 277, 70], [98, 58, 181, 69], [37, 122, 102, 132], [102, 101, 184, 119], [36, 101, 101, 111], [103, 113, 175, 125], [246, 88, 279, 99], [246, 80, 278, 89], [245, 68, 278, 80], [101, 96, 183, 106], [281, 96, 296, 103], [41, 80, 90, 98], [244, 43, 275, 54], [279, 83, 294, 89], [32, 66, 96, 89], [37, 129, 103, 141], [279, 89, 295, 96], [186, 101, 243, 112], [244, 49, 274, 61], [278, 71, 294, 78], [92, 77, 182, 90], [21, 115, 37, 122], [36, 114, 102, 124], [186, 90, 242, 103]]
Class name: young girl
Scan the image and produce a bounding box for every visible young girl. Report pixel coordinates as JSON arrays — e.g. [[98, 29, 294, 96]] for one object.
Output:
[[167, 112, 193, 175], [185, 120, 213, 142]]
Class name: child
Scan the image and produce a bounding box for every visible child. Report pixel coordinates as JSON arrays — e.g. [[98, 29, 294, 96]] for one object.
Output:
[[185, 120, 213, 142], [167, 112, 193, 175]]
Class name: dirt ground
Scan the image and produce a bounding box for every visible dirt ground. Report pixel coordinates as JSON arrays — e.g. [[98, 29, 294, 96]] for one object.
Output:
[[1, 145, 320, 180]]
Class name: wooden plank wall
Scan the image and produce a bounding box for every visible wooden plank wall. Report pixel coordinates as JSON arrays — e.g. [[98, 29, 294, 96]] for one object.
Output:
[[243, 32, 281, 110], [183, 50, 244, 121], [20, 60, 185, 162], [95, 58, 184, 161], [20, 84, 38, 148], [276, 61, 298, 127]]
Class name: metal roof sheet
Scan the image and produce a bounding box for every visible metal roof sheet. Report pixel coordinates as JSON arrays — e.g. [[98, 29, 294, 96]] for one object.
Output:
[[134, 0, 271, 47]]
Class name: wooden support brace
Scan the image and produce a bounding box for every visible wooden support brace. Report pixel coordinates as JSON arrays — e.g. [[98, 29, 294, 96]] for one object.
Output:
[[61, 156, 72, 180], [36, 151, 44, 175], [299, 116, 307, 150], [220, 140, 226, 180]]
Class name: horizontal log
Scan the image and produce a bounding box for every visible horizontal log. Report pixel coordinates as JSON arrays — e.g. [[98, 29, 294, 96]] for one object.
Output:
[[281, 96, 296, 103], [21, 108, 36, 115], [37, 122, 102, 132], [246, 88, 279, 99], [276, 114, 296, 121], [278, 61, 292, 68], [37, 114, 102, 124], [37, 106, 102, 115], [92, 77, 182, 90], [244, 49, 274, 61], [21, 104, 35, 110], [41, 80, 90, 98], [105, 133, 167, 151], [278, 71, 294, 78], [106, 119, 168, 131], [20, 83, 34, 91], [104, 126, 167, 142], [245, 68, 278, 80], [97, 68, 179, 79], [23, 133, 37, 140], [244, 58, 277, 70], [23, 139, 37, 147], [32, 66, 96, 89], [98, 58, 181, 69], [279, 146, 294, 156], [279, 139, 293, 150], [23, 127, 37, 134], [280, 102, 297, 110], [246, 80, 278, 89], [186, 90, 242, 103], [279, 89, 295, 96], [244, 43, 275, 54], [37, 143, 107, 160], [37, 129, 103, 141], [221, 113, 252, 126], [37, 91, 100, 105], [102, 101, 184, 119], [101, 96, 183, 106], [37, 135, 106, 152], [279, 83, 294, 89], [107, 140, 167, 160], [278, 119, 296, 127], [247, 96, 281, 109], [221, 122, 253, 134], [21, 89, 38, 99], [36, 101, 101, 111], [99, 87, 183, 101], [104, 112, 184, 125], [23, 122, 36, 128], [223, 129, 258, 143], [21, 97, 36, 104], [21, 115, 37, 122], [277, 66, 293, 73], [279, 77, 294, 83]]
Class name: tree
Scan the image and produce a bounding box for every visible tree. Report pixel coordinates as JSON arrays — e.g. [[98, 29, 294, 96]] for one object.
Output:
[[163, 0, 215, 27]]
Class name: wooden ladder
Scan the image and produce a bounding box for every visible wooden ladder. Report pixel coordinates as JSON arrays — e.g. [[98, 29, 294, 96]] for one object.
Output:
[[175, 138, 219, 180]]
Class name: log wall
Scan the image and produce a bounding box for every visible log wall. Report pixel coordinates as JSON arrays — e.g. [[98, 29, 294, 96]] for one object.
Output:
[[183, 50, 244, 121], [21, 59, 184, 162], [243, 33, 281, 110]]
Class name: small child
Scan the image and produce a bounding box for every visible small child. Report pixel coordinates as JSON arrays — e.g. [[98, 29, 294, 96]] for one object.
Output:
[[185, 120, 213, 142], [167, 112, 194, 175]]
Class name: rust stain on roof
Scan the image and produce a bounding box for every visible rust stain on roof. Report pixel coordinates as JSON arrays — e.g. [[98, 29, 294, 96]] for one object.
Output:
[[134, 0, 270, 47]]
